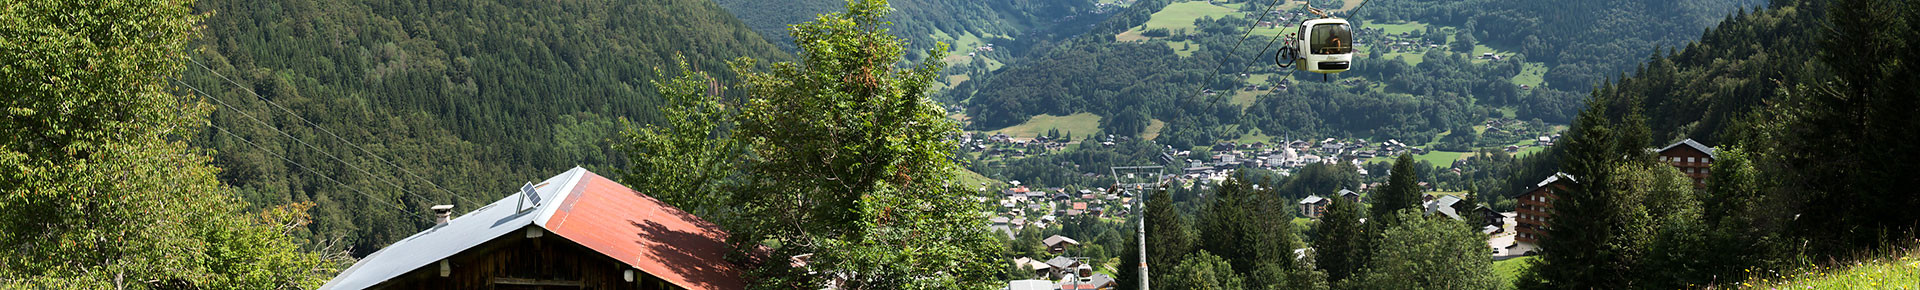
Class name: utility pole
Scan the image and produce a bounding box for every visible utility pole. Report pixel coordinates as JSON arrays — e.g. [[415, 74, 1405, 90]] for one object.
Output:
[[1111, 165, 1165, 290]]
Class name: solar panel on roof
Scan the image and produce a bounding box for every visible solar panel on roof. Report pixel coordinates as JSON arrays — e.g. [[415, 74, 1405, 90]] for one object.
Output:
[[521, 182, 540, 207]]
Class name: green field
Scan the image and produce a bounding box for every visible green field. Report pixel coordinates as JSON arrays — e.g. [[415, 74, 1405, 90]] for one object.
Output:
[[935, 31, 1007, 71], [1496, 106, 1518, 119], [957, 168, 1001, 189], [1364, 150, 1466, 168], [1115, 29, 1150, 42], [1418, 151, 1467, 167], [1471, 44, 1498, 59], [1166, 40, 1198, 57], [1234, 129, 1276, 144], [1384, 51, 1427, 66], [1143, 119, 1168, 140], [946, 74, 970, 88], [1365, 21, 1430, 36], [1138, 1, 1238, 31], [1332, 0, 1366, 12], [1230, 89, 1262, 107], [986, 113, 1104, 139], [1494, 256, 1536, 289], [1511, 62, 1548, 87]]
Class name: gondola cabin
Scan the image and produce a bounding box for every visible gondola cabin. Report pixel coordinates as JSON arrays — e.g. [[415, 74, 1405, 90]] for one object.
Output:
[[1296, 18, 1353, 74]]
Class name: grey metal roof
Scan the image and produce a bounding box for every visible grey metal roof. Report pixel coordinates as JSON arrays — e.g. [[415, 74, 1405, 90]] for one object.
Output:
[[1339, 189, 1359, 197], [1008, 280, 1054, 290], [1658, 138, 1718, 159], [1046, 256, 1080, 269], [1299, 195, 1326, 205], [319, 168, 589, 290], [1536, 172, 1578, 188], [1044, 235, 1080, 246], [1084, 274, 1116, 287], [1424, 195, 1464, 221]]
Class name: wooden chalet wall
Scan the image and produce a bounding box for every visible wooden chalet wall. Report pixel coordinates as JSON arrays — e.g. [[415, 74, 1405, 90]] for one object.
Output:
[[371, 226, 682, 290]]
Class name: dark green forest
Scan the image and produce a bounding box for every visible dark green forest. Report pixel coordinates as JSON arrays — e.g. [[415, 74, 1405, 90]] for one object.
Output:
[[180, 0, 788, 255], [714, 0, 1108, 59]]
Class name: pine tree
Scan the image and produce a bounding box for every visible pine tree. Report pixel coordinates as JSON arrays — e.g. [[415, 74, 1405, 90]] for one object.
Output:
[[1313, 195, 1367, 283], [1197, 174, 1324, 289], [1370, 154, 1423, 228], [1519, 95, 1659, 289], [1145, 187, 1195, 286]]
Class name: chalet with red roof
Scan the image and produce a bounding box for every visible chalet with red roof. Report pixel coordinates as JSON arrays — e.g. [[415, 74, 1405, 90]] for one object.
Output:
[[320, 168, 743, 290]]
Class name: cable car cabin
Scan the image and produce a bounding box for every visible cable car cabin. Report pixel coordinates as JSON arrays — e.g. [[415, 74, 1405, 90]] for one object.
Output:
[[1296, 19, 1353, 74]]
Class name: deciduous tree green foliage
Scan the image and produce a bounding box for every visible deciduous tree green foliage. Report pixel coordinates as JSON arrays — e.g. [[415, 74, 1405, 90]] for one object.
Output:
[[1312, 196, 1367, 283], [0, 0, 340, 287], [1166, 251, 1246, 290], [185, 0, 790, 254], [715, 1, 1000, 288], [1348, 210, 1499, 290], [616, 60, 741, 221]]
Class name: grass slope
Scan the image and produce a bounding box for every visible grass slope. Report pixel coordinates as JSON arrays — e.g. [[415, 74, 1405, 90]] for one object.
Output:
[[1745, 250, 1920, 289], [1366, 150, 1467, 168], [1139, 1, 1237, 31], [985, 113, 1104, 139], [1494, 256, 1535, 289], [1143, 119, 1169, 140]]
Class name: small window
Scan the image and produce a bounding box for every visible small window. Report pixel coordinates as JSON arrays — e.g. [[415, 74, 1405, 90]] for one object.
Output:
[[1310, 23, 1353, 54]]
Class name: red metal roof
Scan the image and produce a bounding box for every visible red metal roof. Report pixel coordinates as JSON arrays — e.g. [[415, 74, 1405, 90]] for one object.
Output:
[[542, 171, 745, 290]]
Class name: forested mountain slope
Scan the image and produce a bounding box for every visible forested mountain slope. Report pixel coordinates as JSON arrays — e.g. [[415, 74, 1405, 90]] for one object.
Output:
[[1464, 0, 1920, 287], [957, 0, 1759, 147], [714, 0, 1109, 59], [1360, 0, 1764, 92], [181, 0, 788, 255]]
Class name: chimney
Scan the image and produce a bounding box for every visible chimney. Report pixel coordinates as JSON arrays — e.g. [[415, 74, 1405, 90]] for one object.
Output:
[[431, 205, 455, 225]]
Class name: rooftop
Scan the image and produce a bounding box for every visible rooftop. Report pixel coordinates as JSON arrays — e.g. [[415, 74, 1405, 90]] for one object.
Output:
[[319, 168, 743, 290]]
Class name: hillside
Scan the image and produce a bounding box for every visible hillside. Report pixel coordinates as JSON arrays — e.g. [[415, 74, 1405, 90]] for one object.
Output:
[[954, 0, 1757, 150], [1502, 0, 1920, 287], [714, 0, 1118, 94], [1359, 0, 1765, 92], [182, 0, 789, 254]]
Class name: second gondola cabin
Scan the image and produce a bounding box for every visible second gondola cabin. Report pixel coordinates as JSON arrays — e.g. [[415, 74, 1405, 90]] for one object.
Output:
[[1296, 18, 1353, 74]]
